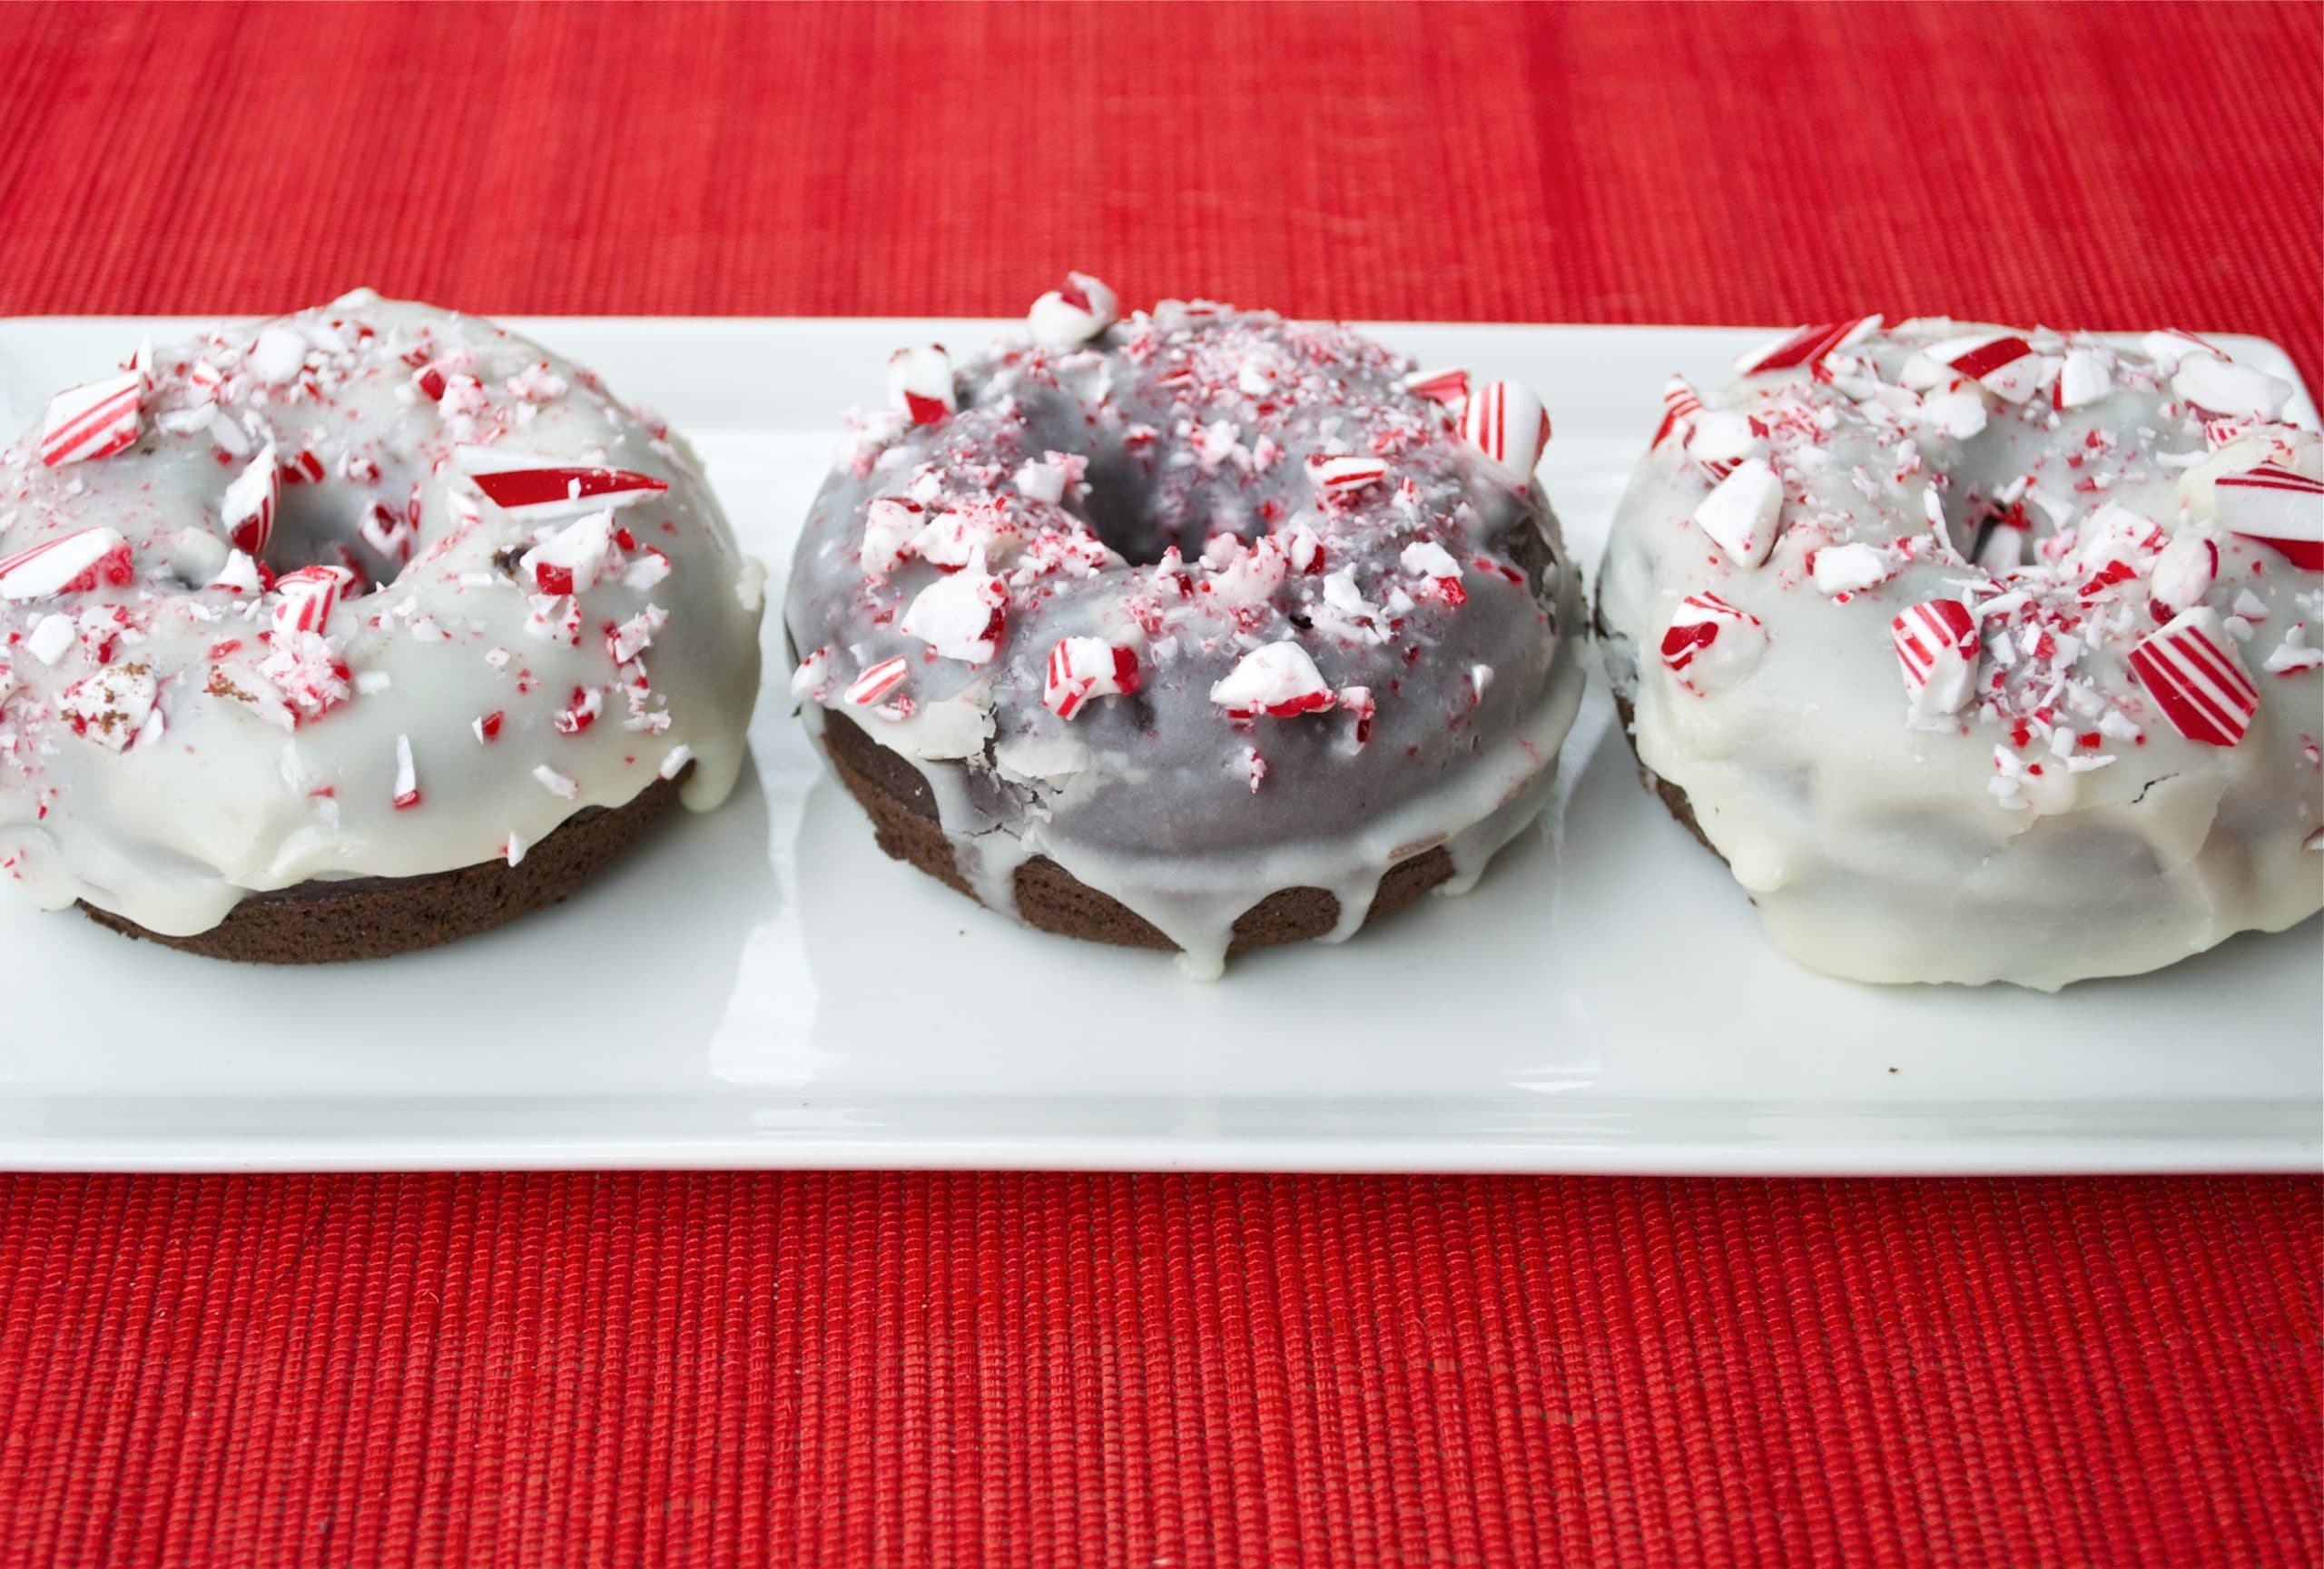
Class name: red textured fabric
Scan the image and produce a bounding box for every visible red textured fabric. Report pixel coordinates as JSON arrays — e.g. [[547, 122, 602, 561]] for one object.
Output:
[[0, 5, 2318, 1566]]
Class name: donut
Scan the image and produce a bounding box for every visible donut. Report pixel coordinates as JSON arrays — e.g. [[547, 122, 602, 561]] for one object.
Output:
[[0, 291, 764, 961], [1597, 317, 2323, 988], [784, 277, 1584, 976]]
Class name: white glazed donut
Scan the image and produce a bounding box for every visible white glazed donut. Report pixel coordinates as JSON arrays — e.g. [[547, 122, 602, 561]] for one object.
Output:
[[0, 291, 763, 946], [1598, 318, 2323, 988]]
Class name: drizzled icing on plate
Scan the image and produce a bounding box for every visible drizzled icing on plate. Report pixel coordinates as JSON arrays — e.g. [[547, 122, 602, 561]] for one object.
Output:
[[784, 281, 1584, 976], [0, 292, 764, 937], [1599, 318, 2324, 988]]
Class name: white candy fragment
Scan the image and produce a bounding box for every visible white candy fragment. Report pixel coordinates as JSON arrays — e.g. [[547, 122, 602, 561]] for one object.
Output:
[[1686, 410, 1764, 468], [249, 324, 310, 384], [60, 663, 157, 750], [518, 513, 619, 597], [2053, 347, 2113, 410], [2147, 533, 2219, 617], [1659, 592, 1767, 691], [2172, 354, 2293, 421], [860, 497, 926, 576], [1690, 459, 1784, 567], [888, 345, 957, 424], [899, 549, 1007, 664], [1811, 542, 1890, 596], [1209, 641, 1336, 718], [1027, 273, 1119, 350]]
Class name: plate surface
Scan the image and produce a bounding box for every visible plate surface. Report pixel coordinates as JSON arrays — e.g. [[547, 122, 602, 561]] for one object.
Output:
[[0, 316, 2317, 1174]]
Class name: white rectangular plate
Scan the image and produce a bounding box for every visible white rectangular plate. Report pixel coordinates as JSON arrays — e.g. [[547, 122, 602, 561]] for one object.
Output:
[[1, 317, 2317, 1174]]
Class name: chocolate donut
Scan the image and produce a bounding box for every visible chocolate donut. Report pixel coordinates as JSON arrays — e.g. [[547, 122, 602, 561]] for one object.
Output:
[[1597, 318, 2323, 988], [784, 277, 1585, 975], [0, 292, 763, 957]]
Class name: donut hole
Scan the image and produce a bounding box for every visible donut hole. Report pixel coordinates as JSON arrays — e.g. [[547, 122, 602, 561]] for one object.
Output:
[[1076, 449, 1178, 567], [263, 488, 410, 595]]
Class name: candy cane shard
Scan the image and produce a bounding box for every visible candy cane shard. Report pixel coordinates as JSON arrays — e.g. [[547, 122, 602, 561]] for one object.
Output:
[[1210, 641, 1336, 719], [2171, 355, 2294, 422], [391, 734, 421, 809], [1734, 316, 1880, 378], [843, 656, 911, 708], [1922, 332, 2045, 402], [1891, 599, 1979, 727], [2147, 532, 2220, 616], [2213, 461, 2323, 570], [519, 513, 620, 597], [2130, 608, 2260, 746], [899, 548, 1007, 664], [1659, 591, 1767, 690], [1691, 458, 1785, 567], [1649, 376, 1704, 450], [221, 443, 279, 556], [1043, 636, 1141, 718], [1402, 368, 1471, 410], [270, 564, 357, 635], [1310, 455, 1388, 499], [1460, 381, 1550, 476], [889, 345, 958, 425], [2053, 347, 2113, 410], [0, 528, 134, 601], [455, 448, 669, 518], [1027, 273, 1120, 349], [38, 371, 144, 467]]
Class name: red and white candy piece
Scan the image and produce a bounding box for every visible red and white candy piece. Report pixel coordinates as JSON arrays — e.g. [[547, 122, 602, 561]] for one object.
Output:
[[1027, 273, 1120, 350], [0, 528, 133, 601], [1402, 368, 1471, 410], [899, 550, 1006, 663], [455, 448, 668, 518], [391, 734, 421, 810], [1734, 316, 1879, 378], [1890, 599, 1979, 727], [2130, 608, 2260, 747], [1659, 592, 1767, 691], [1649, 376, 1703, 449], [220, 443, 279, 557], [2213, 461, 2323, 570], [1310, 454, 1388, 499], [1399, 539, 1468, 606], [889, 345, 957, 424], [38, 370, 143, 468], [1043, 636, 1141, 719], [1209, 641, 1336, 719], [1461, 381, 1550, 477], [1690, 458, 1784, 567], [1920, 332, 2043, 402], [844, 656, 910, 707], [519, 513, 620, 597], [270, 564, 356, 635]]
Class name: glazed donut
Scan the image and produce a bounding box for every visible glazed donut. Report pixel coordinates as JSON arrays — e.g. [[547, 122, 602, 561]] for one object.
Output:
[[1597, 317, 2323, 988], [784, 277, 1584, 975], [0, 291, 763, 961]]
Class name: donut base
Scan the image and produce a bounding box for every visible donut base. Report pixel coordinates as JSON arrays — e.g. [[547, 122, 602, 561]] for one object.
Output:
[[78, 774, 683, 963], [820, 710, 1456, 954]]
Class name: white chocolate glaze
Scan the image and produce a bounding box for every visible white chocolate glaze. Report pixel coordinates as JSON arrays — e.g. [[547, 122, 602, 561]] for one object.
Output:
[[1600, 320, 2323, 988], [785, 285, 1583, 976], [0, 292, 763, 937]]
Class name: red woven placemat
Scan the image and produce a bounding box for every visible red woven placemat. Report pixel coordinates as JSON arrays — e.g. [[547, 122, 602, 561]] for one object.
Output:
[[0, 5, 2318, 1565]]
